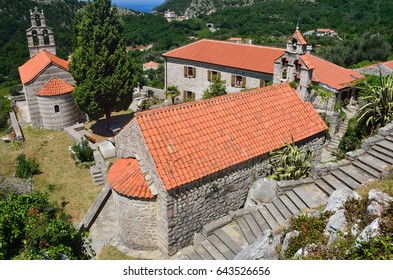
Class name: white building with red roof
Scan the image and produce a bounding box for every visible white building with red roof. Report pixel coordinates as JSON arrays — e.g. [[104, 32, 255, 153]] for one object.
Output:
[[18, 9, 81, 129], [162, 28, 363, 110], [108, 83, 327, 255]]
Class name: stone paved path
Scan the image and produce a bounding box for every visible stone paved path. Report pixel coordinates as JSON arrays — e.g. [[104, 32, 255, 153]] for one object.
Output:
[[171, 132, 393, 260]]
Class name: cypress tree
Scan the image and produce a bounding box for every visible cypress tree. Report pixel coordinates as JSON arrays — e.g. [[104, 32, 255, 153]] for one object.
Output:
[[70, 0, 136, 130]]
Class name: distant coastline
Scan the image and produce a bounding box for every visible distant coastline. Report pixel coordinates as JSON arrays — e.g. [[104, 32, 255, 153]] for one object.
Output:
[[112, 1, 164, 13]]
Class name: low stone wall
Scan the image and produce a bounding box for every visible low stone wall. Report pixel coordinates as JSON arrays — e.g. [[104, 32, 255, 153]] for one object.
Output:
[[112, 191, 158, 250], [142, 86, 166, 100]]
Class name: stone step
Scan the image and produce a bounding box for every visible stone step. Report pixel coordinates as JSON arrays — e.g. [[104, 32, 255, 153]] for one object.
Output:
[[258, 206, 279, 231], [322, 174, 351, 191], [367, 149, 393, 164], [278, 195, 300, 216], [194, 244, 214, 260], [339, 164, 375, 184], [385, 135, 393, 143], [220, 221, 249, 250], [214, 228, 243, 255], [200, 239, 226, 260], [315, 179, 335, 196], [286, 191, 308, 212], [271, 197, 293, 220], [352, 161, 381, 178], [372, 145, 393, 159], [357, 153, 389, 173], [265, 203, 286, 226], [236, 216, 256, 245], [188, 250, 202, 260], [374, 136, 393, 152], [292, 184, 328, 208], [330, 169, 360, 190], [244, 213, 263, 238], [207, 234, 235, 260], [251, 209, 270, 232]]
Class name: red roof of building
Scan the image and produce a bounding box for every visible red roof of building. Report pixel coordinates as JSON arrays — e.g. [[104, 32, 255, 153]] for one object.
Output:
[[18, 50, 69, 84], [134, 83, 327, 191], [163, 39, 284, 74], [143, 61, 160, 69], [36, 78, 74, 97], [108, 158, 153, 199], [384, 61, 393, 70], [288, 30, 307, 45], [301, 54, 364, 90]]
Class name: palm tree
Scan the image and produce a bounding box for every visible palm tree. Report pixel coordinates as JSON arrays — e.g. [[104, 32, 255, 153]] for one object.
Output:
[[356, 75, 393, 132], [165, 85, 180, 105]]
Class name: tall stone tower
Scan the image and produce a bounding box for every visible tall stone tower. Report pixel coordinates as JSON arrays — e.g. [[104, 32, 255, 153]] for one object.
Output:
[[26, 7, 56, 58]]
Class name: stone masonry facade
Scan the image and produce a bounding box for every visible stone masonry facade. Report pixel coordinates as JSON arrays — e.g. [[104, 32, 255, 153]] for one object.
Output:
[[165, 57, 272, 101]]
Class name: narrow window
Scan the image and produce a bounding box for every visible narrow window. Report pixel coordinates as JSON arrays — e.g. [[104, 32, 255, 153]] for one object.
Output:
[[32, 30, 39, 46], [35, 14, 41, 26], [183, 91, 195, 102], [282, 69, 287, 80], [43, 29, 50, 45], [54, 105, 60, 113], [184, 66, 196, 78], [208, 70, 220, 81], [231, 75, 246, 88]]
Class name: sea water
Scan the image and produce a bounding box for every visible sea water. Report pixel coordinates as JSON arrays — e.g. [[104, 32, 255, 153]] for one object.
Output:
[[111, 0, 165, 13]]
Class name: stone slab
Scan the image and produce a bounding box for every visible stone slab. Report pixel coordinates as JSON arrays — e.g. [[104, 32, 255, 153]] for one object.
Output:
[[339, 164, 374, 183], [357, 153, 389, 172], [251, 209, 270, 232], [331, 170, 359, 190], [258, 207, 279, 231], [214, 228, 243, 254], [368, 149, 393, 164], [315, 179, 335, 195], [372, 145, 393, 159], [99, 141, 116, 159], [292, 184, 328, 209], [352, 161, 380, 178], [286, 190, 308, 211], [207, 234, 235, 260], [244, 213, 263, 238], [265, 202, 286, 226], [278, 195, 300, 216], [271, 197, 292, 220], [200, 239, 226, 260], [236, 216, 256, 244], [188, 250, 202, 260], [194, 244, 214, 260], [322, 174, 351, 191]]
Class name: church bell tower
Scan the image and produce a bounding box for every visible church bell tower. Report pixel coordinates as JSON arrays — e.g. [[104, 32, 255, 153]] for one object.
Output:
[[26, 7, 56, 58]]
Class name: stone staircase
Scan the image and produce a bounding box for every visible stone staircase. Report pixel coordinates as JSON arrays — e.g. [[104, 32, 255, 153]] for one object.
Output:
[[171, 132, 393, 260], [90, 166, 104, 186], [328, 114, 349, 153]]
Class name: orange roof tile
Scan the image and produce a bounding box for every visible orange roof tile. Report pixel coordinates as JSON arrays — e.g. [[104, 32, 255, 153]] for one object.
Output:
[[163, 39, 284, 74], [134, 83, 327, 191], [383, 61, 393, 70], [288, 30, 307, 45], [36, 78, 74, 97], [108, 158, 153, 199], [301, 54, 364, 90], [143, 61, 160, 69], [18, 50, 69, 84]]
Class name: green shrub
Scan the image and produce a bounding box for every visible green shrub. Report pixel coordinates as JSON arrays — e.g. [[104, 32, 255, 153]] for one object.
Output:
[[71, 140, 94, 163], [15, 153, 39, 179]]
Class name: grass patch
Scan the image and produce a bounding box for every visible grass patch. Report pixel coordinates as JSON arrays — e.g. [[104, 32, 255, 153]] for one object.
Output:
[[96, 245, 143, 260], [0, 126, 100, 222]]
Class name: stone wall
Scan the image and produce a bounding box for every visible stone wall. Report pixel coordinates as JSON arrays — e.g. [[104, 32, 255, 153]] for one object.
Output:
[[165, 57, 272, 101], [23, 64, 74, 128], [37, 93, 79, 130], [112, 191, 158, 250], [160, 133, 325, 255]]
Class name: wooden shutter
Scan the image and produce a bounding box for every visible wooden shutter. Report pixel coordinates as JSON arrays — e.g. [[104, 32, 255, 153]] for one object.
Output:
[[217, 72, 221, 80], [260, 79, 265, 88], [208, 70, 212, 81], [231, 75, 235, 86], [193, 67, 196, 78], [192, 92, 196, 101], [183, 90, 187, 101], [242, 76, 247, 88], [184, 66, 188, 77]]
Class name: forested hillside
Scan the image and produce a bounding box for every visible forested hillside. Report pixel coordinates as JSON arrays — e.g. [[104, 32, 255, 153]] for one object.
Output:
[[0, 0, 81, 83]]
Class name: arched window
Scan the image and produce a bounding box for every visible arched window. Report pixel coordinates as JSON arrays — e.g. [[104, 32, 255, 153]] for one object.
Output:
[[43, 29, 50, 45], [32, 30, 39, 46], [282, 69, 287, 80], [292, 38, 297, 51], [54, 105, 60, 113], [35, 14, 41, 26]]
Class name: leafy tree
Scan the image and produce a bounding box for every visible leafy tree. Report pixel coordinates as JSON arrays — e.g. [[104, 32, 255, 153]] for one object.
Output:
[[71, 139, 94, 163], [70, 0, 137, 130], [268, 137, 314, 181], [0, 95, 12, 130], [165, 85, 180, 105], [0, 191, 93, 260], [356, 75, 393, 131], [202, 77, 227, 99]]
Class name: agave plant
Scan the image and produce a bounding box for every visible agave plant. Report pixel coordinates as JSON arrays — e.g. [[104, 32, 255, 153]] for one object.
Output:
[[356, 75, 393, 132], [268, 137, 314, 181]]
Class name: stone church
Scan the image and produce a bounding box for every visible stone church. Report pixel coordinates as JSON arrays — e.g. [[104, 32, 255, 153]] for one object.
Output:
[[18, 8, 81, 130]]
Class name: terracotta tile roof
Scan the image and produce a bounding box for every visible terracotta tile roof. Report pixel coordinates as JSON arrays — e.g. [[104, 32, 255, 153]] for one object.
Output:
[[108, 158, 153, 199], [18, 50, 69, 84], [288, 30, 307, 45], [384, 61, 393, 70], [163, 39, 284, 74], [134, 83, 327, 191], [301, 54, 364, 90], [36, 78, 74, 97], [143, 61, 160, 69]]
